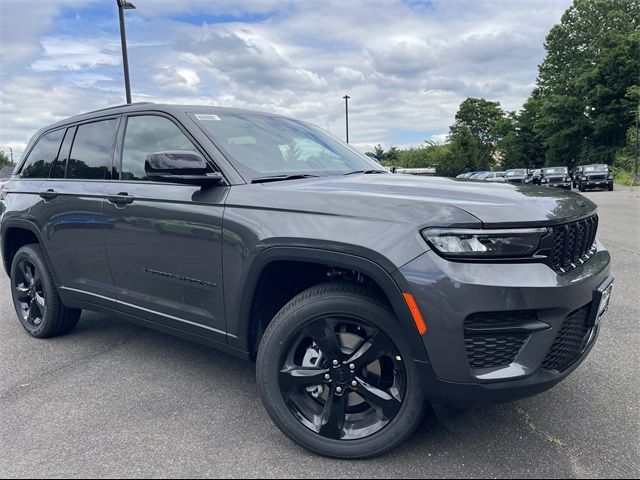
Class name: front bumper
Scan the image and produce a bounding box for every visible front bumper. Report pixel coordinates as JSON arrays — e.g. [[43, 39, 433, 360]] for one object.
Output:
[[394, 241, 611, 408], [545, 181, 571, 189], [583, 179, 613, 188]]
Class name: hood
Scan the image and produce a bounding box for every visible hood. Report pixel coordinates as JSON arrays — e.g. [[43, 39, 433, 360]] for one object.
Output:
[[260, 174, 597, 227]]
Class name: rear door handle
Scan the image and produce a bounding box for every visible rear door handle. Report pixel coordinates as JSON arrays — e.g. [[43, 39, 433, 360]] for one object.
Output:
[[39, 189, 57, 200], [107, 192, 135, 205]]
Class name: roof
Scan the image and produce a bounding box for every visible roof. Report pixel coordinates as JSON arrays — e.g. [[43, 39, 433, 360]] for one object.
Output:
[[44, 102, 283, 133]]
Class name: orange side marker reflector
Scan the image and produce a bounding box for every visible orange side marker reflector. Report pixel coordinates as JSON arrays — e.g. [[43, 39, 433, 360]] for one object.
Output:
[[403, 293, 427, 335]]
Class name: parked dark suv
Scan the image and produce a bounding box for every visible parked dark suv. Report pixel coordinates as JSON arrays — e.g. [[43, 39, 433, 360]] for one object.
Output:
[[572, 164, 614, 192], [0, 103, 613, 458]]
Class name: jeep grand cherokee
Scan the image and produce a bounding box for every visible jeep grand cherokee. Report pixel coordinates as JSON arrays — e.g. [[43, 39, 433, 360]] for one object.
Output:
[[0, 103, 613, 459]]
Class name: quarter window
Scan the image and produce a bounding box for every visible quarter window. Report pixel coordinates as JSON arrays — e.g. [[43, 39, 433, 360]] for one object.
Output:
[[20, 129, 65, 179], [121, 116, 199, 181], [67, 119, 119, 180]]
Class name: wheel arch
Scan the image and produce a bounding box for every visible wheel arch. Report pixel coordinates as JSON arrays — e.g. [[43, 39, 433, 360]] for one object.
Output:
[[230, 246, 430, 364], [1, 219, 55, 281]]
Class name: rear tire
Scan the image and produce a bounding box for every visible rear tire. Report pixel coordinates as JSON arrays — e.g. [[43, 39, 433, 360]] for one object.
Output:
[[10, 244, 81, 338], [256, 282, 424, 459]]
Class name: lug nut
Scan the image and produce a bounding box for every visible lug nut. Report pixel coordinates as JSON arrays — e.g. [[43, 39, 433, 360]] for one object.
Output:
[[349, 364, 356, 370], [332, 359, 339, 366], [324, 374, 331, 381], [351, 380, 358, 387], [336, 387, 343, 393]]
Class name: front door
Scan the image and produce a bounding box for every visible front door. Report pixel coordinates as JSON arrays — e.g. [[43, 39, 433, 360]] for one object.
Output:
[[103, 114, 229, 340]]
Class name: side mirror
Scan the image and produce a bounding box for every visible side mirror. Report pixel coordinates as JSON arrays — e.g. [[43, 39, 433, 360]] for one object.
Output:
[[144, 150, 223, 187]]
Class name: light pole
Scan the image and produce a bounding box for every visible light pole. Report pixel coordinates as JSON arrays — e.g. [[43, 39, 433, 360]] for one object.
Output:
[[117, 0, 136, 104], [343, 94, 350, 143], [634, 106, 639, 186], [8, 147, 13, 164]]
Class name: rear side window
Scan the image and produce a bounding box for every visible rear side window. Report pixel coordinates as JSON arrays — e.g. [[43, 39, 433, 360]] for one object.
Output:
[[50, 127, 75, 179], [67, 119, 119, 180], [120, 115, 199, 181], [20, 129, 65, 178]]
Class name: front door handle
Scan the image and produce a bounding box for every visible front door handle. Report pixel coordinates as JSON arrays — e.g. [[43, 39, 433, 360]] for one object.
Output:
[[39, 189, 57, 200], [107, 192, 135, 205]]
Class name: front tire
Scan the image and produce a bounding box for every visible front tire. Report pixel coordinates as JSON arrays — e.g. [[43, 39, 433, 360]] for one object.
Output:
[[256, 282, 424, 459], [10, 244, 81, 338]]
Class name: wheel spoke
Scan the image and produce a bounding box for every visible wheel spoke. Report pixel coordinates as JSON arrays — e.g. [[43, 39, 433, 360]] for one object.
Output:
[[355, 380, 402, 420], [34, 293, 46, 313], [15, 285, 30, 302], [279, 367, 329, 391], [32, 270, 41, 289], [346, 332, 396, 370], [22, 262, 34, 284], [317, 386, 348, 439], [304, 321, 343, 361]]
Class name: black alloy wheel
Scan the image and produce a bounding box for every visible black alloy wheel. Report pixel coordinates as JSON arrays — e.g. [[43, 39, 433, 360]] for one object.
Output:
[[13, 258, 46, 327], [278, 315, 406, 441], [10, 244, 81, 338], [257, 282, 424, 459]]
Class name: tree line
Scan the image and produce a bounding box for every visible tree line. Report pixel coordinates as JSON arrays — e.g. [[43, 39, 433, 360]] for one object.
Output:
[[367, 0, 640, 180]]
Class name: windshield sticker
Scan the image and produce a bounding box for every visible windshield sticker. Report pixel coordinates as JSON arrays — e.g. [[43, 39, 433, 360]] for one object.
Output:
[[195, 114, 221, 121]]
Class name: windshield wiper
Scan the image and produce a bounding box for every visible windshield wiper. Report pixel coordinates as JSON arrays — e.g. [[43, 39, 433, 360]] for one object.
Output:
[[251, 174, 320, 184], [344, 169, 387, 175]]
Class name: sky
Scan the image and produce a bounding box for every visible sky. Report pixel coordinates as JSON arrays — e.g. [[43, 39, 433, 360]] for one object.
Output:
[[0, 0, 572, 160]]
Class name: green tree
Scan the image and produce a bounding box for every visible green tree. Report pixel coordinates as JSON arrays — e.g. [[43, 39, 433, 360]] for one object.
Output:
[[0, 150, 10, 168], [535, 0, 640, 167], [437, 126, 477, 176], [449, 97, 505, 170], [365, 144, 385, 162]]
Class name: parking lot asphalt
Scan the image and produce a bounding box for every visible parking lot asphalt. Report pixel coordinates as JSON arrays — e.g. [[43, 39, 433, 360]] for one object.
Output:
[[0, 187, 638, 479]]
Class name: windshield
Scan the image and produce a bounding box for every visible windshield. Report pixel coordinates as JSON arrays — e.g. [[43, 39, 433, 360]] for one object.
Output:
[[506, 169, 526, 177], [543, 167, 568, 175], [584, 165, 608, 173], [192, 112, 383, 180]]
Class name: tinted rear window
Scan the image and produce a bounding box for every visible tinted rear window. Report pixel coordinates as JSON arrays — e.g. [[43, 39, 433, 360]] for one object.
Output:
[[67, 119, 119, 180], [20, 129, 65, 178]]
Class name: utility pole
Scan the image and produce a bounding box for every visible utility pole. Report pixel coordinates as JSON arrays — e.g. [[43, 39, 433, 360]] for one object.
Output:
[[634, 106, 639, 186], [343, 94, 350, 143], [117, 0, 136, 104], [8, 147, 13, 164]]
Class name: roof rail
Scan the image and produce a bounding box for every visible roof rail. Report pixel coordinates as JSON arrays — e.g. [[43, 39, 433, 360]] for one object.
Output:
[[80, 102, 155, 116]]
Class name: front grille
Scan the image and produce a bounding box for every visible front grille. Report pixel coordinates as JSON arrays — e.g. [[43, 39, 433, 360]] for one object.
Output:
[[541, 305, 592, 372], [464, 312, 534, 369], [550, 215, 598, 273], [588, 174, 606, 180]]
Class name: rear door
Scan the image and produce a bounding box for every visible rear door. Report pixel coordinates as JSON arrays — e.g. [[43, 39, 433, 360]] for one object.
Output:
[[30, 117, 120, 303], [103, 113, 229, 339]]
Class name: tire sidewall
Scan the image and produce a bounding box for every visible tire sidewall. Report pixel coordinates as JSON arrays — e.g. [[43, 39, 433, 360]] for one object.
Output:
[[257, 289, 424, 458], [10, 245, 58, 337]]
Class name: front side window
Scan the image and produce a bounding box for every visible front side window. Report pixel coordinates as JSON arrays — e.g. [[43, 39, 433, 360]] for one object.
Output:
[[67, 119, 119, 180], [20, 129, 65, 179], [121, 116, 199, 181], [193, 112, 382, 181]]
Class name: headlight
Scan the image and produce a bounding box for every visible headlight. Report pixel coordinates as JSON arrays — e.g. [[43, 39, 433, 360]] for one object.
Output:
[[541, 178, 548, 183], [422, 228, 547, 258], [565, 176, 571, 182], [581, 176, 587, 180], [607, 173, 613, 180]]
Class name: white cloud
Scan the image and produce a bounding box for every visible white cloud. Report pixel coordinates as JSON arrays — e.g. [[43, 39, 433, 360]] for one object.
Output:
[[0, 0, 573, 158]]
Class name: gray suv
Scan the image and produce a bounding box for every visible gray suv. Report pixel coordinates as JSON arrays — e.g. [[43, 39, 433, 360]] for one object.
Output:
[[0, 103, 613, 458]]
